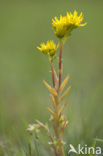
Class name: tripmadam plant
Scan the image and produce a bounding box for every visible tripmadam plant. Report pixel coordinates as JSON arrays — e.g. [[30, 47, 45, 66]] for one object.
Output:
[[27, 11, 86, 156]]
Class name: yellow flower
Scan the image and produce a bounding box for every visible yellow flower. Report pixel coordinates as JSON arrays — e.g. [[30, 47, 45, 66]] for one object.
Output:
[[52, 16, 67, 38], [37, 40, 59, 56], [66, 11, 86, 32], [52, 10, 87, 38]]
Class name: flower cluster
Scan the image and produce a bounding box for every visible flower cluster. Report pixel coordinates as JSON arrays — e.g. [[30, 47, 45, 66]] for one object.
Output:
[[37, 11, 86, 62], [37, 40, 59, 57], [52, 10, 86, 38]]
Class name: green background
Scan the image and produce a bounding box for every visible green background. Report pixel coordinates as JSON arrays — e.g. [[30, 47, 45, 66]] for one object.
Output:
[[0, 0, 103, 155]]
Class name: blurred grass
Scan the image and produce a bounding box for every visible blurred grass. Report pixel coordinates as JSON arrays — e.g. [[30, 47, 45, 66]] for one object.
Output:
[[0, 0, 103, 155]]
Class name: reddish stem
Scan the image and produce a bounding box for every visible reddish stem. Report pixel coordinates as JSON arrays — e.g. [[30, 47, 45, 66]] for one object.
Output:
[[51, 63, 55, 88], [58, 43, 63, 89]]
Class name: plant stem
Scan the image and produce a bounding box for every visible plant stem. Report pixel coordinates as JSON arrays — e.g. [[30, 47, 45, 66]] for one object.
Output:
[[50, 42, 65, 156], [55, 95, 65, 156], [51, 94, 65, 156], [57, 41, 65, 156], [51, 63, 55, 88], [58, 42, 63, 90]]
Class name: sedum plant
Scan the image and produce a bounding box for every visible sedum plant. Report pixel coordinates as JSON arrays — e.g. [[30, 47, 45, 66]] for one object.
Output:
[[27, 11, 86, 156]]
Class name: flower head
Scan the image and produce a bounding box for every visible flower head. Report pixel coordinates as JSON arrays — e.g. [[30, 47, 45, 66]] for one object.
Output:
[[52, 16, 67, 38], [52, 10, 87, 38], [37, 40, 59, 57]]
